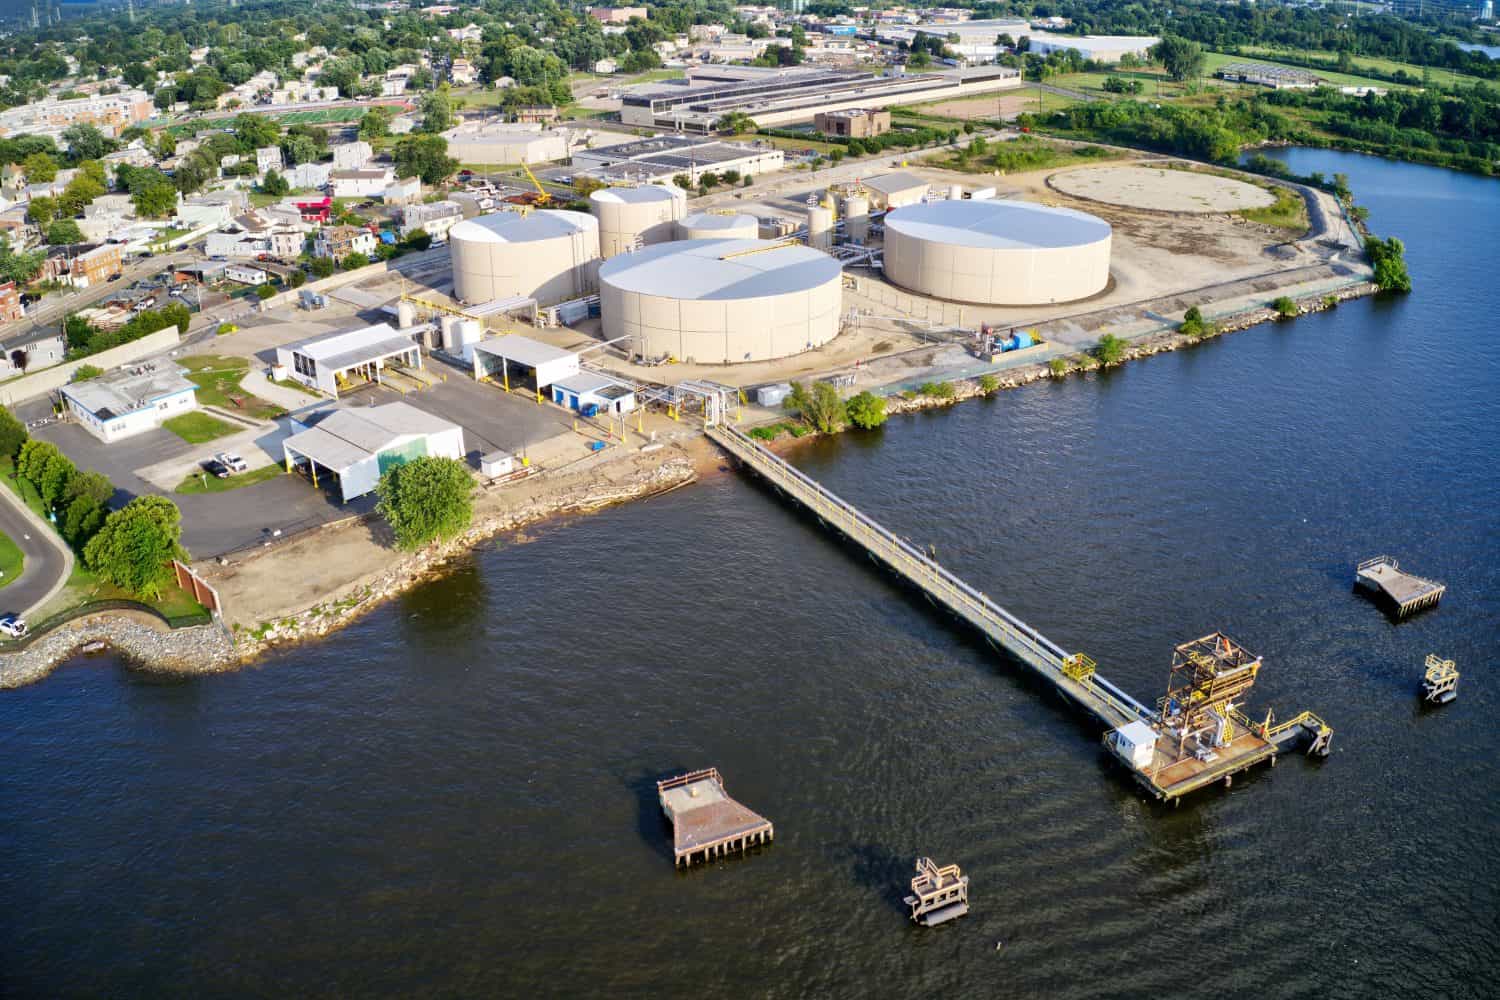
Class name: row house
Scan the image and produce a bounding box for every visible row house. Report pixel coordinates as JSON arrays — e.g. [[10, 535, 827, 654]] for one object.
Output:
[[330, 167, 394, 199], [399, 200, 463, 239], [313, 224, 377, 261], [40, 243, 123, 287]]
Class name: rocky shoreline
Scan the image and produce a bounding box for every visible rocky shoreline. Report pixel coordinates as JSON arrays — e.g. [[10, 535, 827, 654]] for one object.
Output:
[[0, 614, 237, 690]]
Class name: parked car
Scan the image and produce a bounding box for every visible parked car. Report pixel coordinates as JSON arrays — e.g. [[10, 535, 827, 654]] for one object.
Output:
[[0, 614, 28, 638], [215, 452, 249, 473], [201, 459, 230, 479]]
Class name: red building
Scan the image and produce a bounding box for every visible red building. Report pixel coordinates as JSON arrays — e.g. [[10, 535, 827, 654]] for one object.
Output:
[[295, 197, 333, 223], [0, 281, 23, 325]]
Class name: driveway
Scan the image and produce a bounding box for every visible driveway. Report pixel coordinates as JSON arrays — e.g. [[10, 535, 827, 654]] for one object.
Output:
[[0, 479, 72, 617]]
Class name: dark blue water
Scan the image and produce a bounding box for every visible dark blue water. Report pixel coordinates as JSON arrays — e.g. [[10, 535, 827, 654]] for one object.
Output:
[[2, 150, 1496, 999]]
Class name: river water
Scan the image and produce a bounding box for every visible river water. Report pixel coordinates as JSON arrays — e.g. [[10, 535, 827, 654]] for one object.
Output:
[[3, 150, 1497, 998]]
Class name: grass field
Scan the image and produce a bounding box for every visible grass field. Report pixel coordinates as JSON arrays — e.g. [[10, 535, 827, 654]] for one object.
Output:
[[937, 135, 1120, 176], [274, 108, 367, 125], [726, 132, 847, 155], [1232, 45, 1482, 90], [163, 411, 240, 444], [272, 377, 323, 398], [178, 355, 286, 421], [0, 530, 23, 589], [175, 464, 283, 495], [1200, 51, 1410, 93]]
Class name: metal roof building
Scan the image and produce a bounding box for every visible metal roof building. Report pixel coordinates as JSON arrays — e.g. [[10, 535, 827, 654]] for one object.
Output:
[[281, 401, 465, 503], [448, 209, 600, 305], [599, 239, 844, 364], [470, 333, 581, 394], [59, 364, 198, 443], [882, 199, 1112, 305], [275, 322, 423, 398], [863, 172, 930, 210]]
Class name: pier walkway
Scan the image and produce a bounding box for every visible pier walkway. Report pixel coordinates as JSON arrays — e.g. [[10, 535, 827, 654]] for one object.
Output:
[[1356, 556, 1445, 617], [708, 424, 1332, 801]]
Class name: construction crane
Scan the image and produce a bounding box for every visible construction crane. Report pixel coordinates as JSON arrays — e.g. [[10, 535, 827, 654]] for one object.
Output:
[[519, 161, 552, 207]]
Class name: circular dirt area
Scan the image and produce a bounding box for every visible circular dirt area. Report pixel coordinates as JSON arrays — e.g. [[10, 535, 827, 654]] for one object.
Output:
[[1048, 165, 1275, 214]]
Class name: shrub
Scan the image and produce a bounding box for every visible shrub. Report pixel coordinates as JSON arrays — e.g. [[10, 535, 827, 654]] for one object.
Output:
[[254, 283, 276, 300], [1366, 235, 1412, 293], [216, 322, 237, 335], [1048, 357, 1068, 376], [918, 381, 955, 400], [978, 374, 999, 395], [845, 391, 887, 430], [0, 406, 26, 461], [1272, 296, 1299, 319], [1179, 305, 1215, 339], [71, 364, 104, 381], [784, 380, 846, 433], [1095, 333, 1128, 365]]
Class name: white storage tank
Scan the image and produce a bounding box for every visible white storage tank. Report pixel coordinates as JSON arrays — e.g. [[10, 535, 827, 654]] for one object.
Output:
[[439, 314, 461, 350], [678, 211, 760, 242], [397, 299, 417, 328], [807, 205, 834, 251], [948, 183, 963, 201], [590, 185, 684, 258], [451, 318, 482, 361], [883, 199, 1112, 305], [448, 209, 600, 305], [843, 195, 870, 244], [599, 239, 844, 365]]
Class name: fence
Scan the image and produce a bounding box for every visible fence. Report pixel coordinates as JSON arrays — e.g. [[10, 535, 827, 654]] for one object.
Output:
[[0, 326, 182, 406], [0, 598, 213, 652], [172, 559, 221, 615]]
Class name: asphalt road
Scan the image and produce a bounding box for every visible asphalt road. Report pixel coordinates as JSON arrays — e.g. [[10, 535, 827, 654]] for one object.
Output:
[[0, 481, 70, 618]]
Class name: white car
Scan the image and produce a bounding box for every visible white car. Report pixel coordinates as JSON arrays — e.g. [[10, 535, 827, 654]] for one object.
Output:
[[215, 452, 249, 473], [0, 615, 28, 638]]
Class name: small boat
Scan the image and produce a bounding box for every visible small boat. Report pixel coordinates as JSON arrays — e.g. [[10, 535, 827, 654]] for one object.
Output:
[[80, 640, 109, 655]]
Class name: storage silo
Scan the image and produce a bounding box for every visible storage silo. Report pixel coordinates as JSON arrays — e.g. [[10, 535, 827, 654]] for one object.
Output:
[[397, 299, 417, 328], [590, 185, 684, 258], [843, 194, 870, 244], [678, 211, 760, 242], [882, 199, 1112, 305], [807, 205, 835, 251], [450, 318, 482, 362], [599, 239, 844, 365], [948, 184, 964, 201], [448, 209, 600, 305]]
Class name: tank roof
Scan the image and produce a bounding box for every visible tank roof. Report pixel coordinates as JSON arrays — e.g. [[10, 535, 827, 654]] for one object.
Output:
[[590, 184, 681, 205], [884, 199, 1110, 250], [599, 239, 841, 300], [448, 209, 598, 244], [680, 211, 758, 231]]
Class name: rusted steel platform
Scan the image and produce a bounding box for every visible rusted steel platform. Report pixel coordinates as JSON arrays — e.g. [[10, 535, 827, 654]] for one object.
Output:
[[1356, 556, 1445, 617], [904, 857, 969, 927], [657, 768, 773, 867]]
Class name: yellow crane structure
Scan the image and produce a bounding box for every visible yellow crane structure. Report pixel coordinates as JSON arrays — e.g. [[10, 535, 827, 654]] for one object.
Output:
[[519, 161, 552, 206]]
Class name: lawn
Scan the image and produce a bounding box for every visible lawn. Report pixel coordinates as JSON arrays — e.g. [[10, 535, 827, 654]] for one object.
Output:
[[1236, 182, 1309, 231], [163, 411, 240, 444], [937, 135, 1121, 176], [1202, 51, 1416, 93], [175, 464, 283, 495], [1231, 45, 1482, 90], [178, 355, 287, 420], [727, 132, 846, 155], [0, 529, 23, 589], [272, 377, 324, 398]]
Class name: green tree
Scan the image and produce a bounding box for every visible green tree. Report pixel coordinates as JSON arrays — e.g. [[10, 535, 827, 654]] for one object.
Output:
[[45, 219, 84, 245], [785, 380, 846, 433], [1095, 332, 1129, 365], [233, 112, 280, 153], [59, 469, 112, 547], [288, 269, 307, 288], [254, 283, 277, 300], [1153, 36, 1205, 83], [393, 134, 458, 185], [419, 89, 454, 134], [261, 169, 290, 196], [26, 195, 56, 227], [22, 150, 57, 183], [310, 257, 336, 279], [376, 455, 475, 550], [36, 445, 77, 509], [0, 406, 28, 462], [359, 106, 394, 140], [403, 228, 432, 251], [128, 171, 177, 218], [83, 495, 189, 598], [1367, 235, 1412, 293], [71, 364, 105, 381], [341, 251, 370, 270], [845, 391, 887, 430], [61, 124, 112, 162], [1272, 296, 1299, 318]]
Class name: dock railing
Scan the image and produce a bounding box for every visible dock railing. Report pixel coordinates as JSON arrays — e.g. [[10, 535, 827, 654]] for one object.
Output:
[[711, 425, 1154, 728]]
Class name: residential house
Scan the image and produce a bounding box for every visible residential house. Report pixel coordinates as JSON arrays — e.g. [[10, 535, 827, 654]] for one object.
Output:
[[60, 364, 199, 443], [314, 224, 377, 261], [384, 177, 422, 207], [589, 7, 648, 23], [331, 141, 374, 170], [450, 58, 478, 86], [0, 281, 24, 325], [330, 167, 395, 199], [0, 328, 65, 376], [287, 161, 333, 190], [447, 23, 484, 43], [593, 58, 618, 74], [40, 243, 123, 287], [400, 200, 463, 239], [256, 146, 285, 175]]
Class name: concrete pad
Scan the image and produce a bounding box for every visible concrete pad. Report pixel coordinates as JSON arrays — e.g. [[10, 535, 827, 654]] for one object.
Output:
[[1048, 165, 1275, 214]]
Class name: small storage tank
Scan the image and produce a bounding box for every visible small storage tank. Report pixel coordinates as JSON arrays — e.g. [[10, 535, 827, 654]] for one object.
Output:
[[678, 211, 759, 242], [948, 184, 963, 201], [590, 185, 684, 258], [807, 205, 834, 251], [451, 318, 482, 361], [397, 299, 417, 328], [843, 195, 870, 244], [439, 314, 461, 350]]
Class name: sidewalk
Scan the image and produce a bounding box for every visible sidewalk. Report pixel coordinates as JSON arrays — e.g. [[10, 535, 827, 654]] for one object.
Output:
[[241, 366, 325, 412]]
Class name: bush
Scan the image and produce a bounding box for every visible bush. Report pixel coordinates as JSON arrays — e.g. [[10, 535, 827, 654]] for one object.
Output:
[[1366, 235, 1412, 293], [978, 374, 999, 395], [1095, 333, 1128, 365], [376, 456, 475, 551], [341, 251, 370, 270], [309, 257, 335, 279], [254, 283, 276, 300], [845, 391, 887, 430], [72, 364, 104, 381], [0, 406, 26, 462], [1179, 305, 1216, 339], [288, 269, 307, 288], [1272, 296, 1299, 318], [918, 381, 955, 400], [1048, 357, 1069, 376]]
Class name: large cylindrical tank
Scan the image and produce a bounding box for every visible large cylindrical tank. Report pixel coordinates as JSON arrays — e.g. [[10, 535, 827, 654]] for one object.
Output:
[[883, 199, 1112, 305], [589, 185, 684, 258], [678, 211, 759, 242], [807, 205, 834, 251], [448, 209, 600, 304], [844, 195, 870, 244], [599, 239, 844, 365]]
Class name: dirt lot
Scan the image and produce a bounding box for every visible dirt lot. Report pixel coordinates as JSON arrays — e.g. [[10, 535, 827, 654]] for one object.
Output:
[[908, 93, 1044, 120], [1048, 165, 1276, 214]]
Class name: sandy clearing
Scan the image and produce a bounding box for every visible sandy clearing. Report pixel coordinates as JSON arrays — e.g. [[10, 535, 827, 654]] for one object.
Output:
[[1048, 165, 1276, 214]]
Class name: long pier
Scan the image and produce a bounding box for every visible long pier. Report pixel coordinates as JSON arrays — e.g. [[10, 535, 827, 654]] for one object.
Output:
[[709, 424, 1331, 801]]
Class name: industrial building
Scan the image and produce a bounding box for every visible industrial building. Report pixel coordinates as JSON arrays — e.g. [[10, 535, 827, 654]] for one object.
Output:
[[441, 122, 572, 165], [618, 64, 1021, 132], [570, 135, 784, 186], [275, 322, 424, 397], [598, 239, 843, 365], [448, 210, 600, 305], [589, 185, 685, 258], [814, 108, 892, 139], [1216, 63, 1324, 90], [677, 211, 759, 241], [550, 370, 637, 415], [60, 364, 198, 443], [882, 199, 1112, 305], [471, 333, 580, 392], [281, 401, 465, 504], [862, 172, 930, 211]]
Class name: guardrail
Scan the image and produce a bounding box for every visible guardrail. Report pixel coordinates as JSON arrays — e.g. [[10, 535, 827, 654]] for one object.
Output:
[[0, 599, 212, 653], [711, 425, 1154, 726]]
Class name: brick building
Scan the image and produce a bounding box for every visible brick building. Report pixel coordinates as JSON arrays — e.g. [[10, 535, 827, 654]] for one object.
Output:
[[814, 108, 892, 139]]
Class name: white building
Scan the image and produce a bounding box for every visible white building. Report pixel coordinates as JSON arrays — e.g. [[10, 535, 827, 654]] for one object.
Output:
[[60, 364, 198, 443], [384, 176, 422, 206], [225, 263, 270, 285], [281, 401, 465, 503], [331, 141, 374, 171], [287, 161, 333, 190], [276, 322, 424, 398], [442, 122, 570, 166], [400, 199, 463, 239], [256, 146, 284, 175], [330, 167, 394, 198]]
